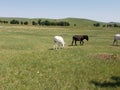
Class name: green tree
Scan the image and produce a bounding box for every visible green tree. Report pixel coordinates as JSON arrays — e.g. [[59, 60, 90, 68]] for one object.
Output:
[[10, 19, 19, 24], [32, 21, 37, 25], [93, 23, 100, 27], [38, 19, 41, 25], [24, 21, 28, 25]]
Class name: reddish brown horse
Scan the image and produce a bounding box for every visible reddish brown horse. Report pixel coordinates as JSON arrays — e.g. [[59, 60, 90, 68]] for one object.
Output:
[[71, 35, 89, 45]]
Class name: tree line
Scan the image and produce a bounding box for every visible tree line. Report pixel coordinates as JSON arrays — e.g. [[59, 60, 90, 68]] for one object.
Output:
[[0, 20, 8, 24], [32, 19, 70, 26], [93, 22, 120, 28], [0, 19, 70, 26]]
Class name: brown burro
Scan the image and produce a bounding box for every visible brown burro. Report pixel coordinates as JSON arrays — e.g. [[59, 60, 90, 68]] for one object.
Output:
[[71, 35, 89, 45]]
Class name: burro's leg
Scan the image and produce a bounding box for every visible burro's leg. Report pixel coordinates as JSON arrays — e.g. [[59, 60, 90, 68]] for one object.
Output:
[[75, 40, 77, 45], [113, 39, 116, 46], [72, 39, 74, 45], [116, 40, 118, 46], [53, 42, 58, 50], [80, 40, 84, 45]]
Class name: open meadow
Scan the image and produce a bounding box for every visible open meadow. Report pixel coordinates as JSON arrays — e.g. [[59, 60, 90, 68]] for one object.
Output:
[[0, 25, 120, 90]]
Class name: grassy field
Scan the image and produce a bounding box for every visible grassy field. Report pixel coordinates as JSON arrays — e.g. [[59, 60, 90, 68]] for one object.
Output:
[[0, 25, 120, 90]]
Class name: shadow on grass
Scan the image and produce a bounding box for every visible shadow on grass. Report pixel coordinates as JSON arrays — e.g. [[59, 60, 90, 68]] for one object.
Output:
[[68, 44, 84, 46], [48, 48, 64, 50], [48, 48, 54, 50], [111, 44, 120, 46], [68, 44, 73, 46], [91, 76, 120, 88]]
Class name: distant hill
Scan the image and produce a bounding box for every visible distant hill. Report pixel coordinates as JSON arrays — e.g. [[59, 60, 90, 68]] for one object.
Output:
[[108, 22, 120, 25], [62, 18, 99, 26]]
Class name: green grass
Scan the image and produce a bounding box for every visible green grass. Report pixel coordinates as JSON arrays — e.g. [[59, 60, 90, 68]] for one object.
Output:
[[0, 25, 120, 90]]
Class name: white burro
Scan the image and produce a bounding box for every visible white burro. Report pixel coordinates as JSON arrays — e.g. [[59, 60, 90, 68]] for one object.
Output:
[[113, 34, 120, 45], [53, 36, 65, 50]]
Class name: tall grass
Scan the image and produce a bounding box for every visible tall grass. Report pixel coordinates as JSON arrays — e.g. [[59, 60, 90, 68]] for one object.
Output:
[[0, 26, 120, 90]]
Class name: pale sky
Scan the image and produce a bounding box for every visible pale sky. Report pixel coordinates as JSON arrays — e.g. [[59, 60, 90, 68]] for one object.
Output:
[[0, 0, 120, 22]]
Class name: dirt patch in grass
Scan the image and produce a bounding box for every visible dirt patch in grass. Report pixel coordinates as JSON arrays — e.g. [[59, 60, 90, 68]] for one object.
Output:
[[95, 53, 119, 60]]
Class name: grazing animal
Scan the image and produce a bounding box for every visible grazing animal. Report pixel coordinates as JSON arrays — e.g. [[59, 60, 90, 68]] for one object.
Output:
[[113, 34, 120, 45], [72, 35, 89, 45], [53, 36, 65, 50]]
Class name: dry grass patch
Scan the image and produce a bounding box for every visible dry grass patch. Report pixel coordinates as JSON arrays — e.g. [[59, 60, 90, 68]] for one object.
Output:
[[95, 53, 119, 60]]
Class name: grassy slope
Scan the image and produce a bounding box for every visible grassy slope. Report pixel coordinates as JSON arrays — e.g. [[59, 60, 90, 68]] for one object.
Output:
[[0, 18, 120, 90], [63, 18, 98, 26]]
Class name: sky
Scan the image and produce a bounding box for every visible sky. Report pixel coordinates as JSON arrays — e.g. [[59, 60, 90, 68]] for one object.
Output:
[[0, 0, 120, 22]]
